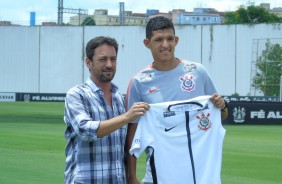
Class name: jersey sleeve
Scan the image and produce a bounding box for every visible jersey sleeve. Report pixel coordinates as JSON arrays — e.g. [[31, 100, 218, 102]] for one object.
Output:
[[198, 64, 217, 95]]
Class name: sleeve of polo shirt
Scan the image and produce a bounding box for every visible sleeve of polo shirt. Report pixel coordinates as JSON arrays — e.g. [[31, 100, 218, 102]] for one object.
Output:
[[198, 64, 217, 95], [126, 77, 142, 123], [64, 89, 100, 142]]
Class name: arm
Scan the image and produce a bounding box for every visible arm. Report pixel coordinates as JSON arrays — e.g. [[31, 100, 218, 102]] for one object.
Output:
[[97, 102, 149, 138], [125, 77, 142, 183], [199, 64, 227, 120], [65, 89, 149, 141], [210, 93, 228, 121], [220, 107, 228, 121], [125, 123, 140, 184]]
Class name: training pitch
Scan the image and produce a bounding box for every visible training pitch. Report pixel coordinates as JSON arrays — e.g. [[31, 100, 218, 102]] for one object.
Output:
[[0, 102, 281, 184]]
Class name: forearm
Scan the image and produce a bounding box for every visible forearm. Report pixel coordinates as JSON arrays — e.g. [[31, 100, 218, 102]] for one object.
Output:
[[127, 155, 138, 181], [97, 102, 149, 138], [97, 114, 129, 138], [125, 123, 139, 183], [221, 109, 228, 121]]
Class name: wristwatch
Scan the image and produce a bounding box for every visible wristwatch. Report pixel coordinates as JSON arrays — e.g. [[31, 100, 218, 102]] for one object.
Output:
[[221, 99, 228, 112]]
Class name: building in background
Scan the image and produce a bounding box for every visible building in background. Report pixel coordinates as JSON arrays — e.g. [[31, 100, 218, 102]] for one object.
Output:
[[260, 3, 282, 17], [69, 7, 225, 26], [0, 21, 12, 26], [176, 8, 224, 25], [70, 9, 149, 26], [1, 2, 280, 26], [42, 22, 57, 26], [260, 3, 271, 10], [270, 7, 282, 17]]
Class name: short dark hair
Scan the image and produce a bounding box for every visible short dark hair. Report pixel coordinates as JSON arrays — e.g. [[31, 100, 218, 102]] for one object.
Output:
[[86, 36, 118, 61], [146, 16, 175, 39]]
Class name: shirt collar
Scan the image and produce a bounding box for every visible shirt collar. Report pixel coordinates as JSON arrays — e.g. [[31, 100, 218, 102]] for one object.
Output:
[[86, 77, 119, 93]]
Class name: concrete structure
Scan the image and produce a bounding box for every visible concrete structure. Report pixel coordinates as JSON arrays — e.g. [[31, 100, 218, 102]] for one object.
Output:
[[260, 3, 282, 18], [177, 8, 224, 25], [42, 22, 57, 26], [271, 7, 282, 18], [260, 3, 271, 10], [69, 7, 225, 26], [68, 2, 282, 26], [0, 21, 12, 26], [70, 9, 149, 26], [70, 8, 216, 26]]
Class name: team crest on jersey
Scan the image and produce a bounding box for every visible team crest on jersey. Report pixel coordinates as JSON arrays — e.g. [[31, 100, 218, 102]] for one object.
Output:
[[196, 112, 212, 131], [183, 63, 197, 73], [179, 74, 195, 92], [233, 106, 246, 123], [139, 72, 154, 82]]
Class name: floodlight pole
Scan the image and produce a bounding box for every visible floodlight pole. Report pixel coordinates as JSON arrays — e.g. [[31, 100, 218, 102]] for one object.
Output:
[[58, 0, 63, 25], [57, 0, 88, 25]]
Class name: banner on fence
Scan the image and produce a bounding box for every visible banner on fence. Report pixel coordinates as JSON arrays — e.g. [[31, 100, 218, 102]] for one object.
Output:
[[16, 93, 66, 102], [0, 93, 16, 102], [223, 101, 282, 125]]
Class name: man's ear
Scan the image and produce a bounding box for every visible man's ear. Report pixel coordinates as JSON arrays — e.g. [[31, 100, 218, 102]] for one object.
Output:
[[143, 39, 150, 48], [175, 36, 179, 45], [86, 58, 91, 69]]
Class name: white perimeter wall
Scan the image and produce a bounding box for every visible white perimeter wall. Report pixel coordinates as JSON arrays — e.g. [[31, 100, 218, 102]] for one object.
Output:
[[0, 24, 281, 95]]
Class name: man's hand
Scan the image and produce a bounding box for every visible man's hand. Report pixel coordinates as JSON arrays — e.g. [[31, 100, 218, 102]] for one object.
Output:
[[124, 102, 150, 123], [210, 93, 228, 120], [210, 93, 225, 110]]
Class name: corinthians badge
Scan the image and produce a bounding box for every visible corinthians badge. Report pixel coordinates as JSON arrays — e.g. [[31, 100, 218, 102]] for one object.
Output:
[[233, 106, 246, 123], [179, 74, 195, 92], [196, 112, 212, 131]]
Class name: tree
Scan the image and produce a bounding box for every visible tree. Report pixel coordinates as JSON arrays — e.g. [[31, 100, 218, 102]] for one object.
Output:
[[252, 40, 282, 96], [81, 17, 96, 26], [224, 3, 282, 24]]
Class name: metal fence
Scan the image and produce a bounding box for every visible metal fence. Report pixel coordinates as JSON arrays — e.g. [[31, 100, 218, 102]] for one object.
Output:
[[0, 24, 282, 95]]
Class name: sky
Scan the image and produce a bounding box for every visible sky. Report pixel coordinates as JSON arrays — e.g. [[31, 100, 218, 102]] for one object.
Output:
[[0, 0, 281, 25]]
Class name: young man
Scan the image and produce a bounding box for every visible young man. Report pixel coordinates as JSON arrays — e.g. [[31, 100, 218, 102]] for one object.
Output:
[[64, 36, 149, 184], [126, 16, 228, 184]]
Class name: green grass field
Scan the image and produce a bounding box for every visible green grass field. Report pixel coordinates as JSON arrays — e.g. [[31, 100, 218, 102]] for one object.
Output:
[[0, 102, 282, 184]]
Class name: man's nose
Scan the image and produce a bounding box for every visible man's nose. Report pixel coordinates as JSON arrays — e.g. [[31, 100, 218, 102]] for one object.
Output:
[[162, 39, 169, 47], [105, 59, 113, 67]]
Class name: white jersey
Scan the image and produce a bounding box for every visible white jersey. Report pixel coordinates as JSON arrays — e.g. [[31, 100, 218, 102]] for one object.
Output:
[[130, 96, 226, 184]]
